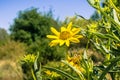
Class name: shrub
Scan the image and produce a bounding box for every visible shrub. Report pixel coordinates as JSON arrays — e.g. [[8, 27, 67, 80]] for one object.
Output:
[[0, 40, 27, 60]]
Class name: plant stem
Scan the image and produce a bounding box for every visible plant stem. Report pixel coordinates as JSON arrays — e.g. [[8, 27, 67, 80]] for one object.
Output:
[[64, 45, 68, 59], [31, 67, 37, 80]]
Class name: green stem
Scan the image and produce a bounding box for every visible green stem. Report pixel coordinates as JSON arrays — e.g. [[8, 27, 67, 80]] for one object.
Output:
[[65, 45, 68, 59], [86, 69, 89, 80], [86, 39, 89, 51], [88, 0, 120, 32], [109, 0, 120, 13], [31, 67, 37, 80], [86, 34, 91, 51], [83, 58, 90, 80]]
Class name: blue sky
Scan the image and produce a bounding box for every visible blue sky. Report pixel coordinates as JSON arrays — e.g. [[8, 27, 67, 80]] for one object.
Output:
[[0, 0, 95, 31]]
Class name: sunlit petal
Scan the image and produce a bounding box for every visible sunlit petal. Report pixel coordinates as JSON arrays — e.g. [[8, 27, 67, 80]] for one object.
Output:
[[74, 35, 83, 38], [47, 35, 58, 39], [70, 38, 80, 43], [61, 27, 66, 32], [59, 40, 65, 46], [51, 27, 60, 36], [49, 40, 59, 47], [49, 42, 58, 47], [65, 40, 70, 46], [67, 22, 72, 30], [72, 28, 80, 35]]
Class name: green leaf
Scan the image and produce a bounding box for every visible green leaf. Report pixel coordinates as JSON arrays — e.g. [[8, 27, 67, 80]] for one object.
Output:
[[98, 57, 120, 80], [94, 32, 120, 42], [109, 0, 120, 13], [34, 52, 42, 80], [61, 60, 85, 80], [101, 45, 109, 54], [105, 34, 120, 42], [87, 0, 99, 9], [43, 66, 78, 80], [113, 9, 120, 25], [90, 40, 106, 55], [34, 52, 39, 71], [99, 8, 120, 33]]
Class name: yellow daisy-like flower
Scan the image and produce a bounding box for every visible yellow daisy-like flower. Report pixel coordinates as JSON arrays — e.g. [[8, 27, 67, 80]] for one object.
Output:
[[47, 22, 83, 47]]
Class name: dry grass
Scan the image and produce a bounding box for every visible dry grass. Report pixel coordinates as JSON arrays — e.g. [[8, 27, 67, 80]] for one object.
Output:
[[0, 40, 26, 80], [0, 60, 23, 80], [0, 40, 27, 60]]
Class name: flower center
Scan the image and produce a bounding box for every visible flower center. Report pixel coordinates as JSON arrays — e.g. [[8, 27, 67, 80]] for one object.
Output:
[[60, 31, 71, 40]]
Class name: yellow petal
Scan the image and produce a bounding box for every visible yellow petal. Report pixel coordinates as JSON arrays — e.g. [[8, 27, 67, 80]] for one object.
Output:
[[51, 27, 60, 36], [59, 40, 65, 46], [49, 40, 59, 47], [49, 42, 57, 47], [45, 70, 51, 75], [70, 38, 80, 43], [65, 40, 70, 47], [67, 55, 71, 61], [74, 35, 83, 38], [72, 28, 80, 35], [47, 35, 58, 39], [61, 27, 66, 32], [67, 22, 72, 30]]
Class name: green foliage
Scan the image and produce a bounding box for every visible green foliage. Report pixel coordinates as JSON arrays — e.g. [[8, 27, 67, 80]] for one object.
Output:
[[20, 52, 42, 80], [27, 39, 65, 64], [43, 0, 120, 79], [10, 8, 65, 63], [10, 8, 58, 44], [86, 0, 120, 79], [42, 61, 76, 80]]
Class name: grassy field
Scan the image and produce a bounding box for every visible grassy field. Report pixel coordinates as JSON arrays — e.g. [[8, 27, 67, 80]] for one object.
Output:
[[0, 59, 23, 80]]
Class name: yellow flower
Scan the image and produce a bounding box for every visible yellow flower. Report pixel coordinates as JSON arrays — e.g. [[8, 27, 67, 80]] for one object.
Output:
[[22, 54, 36, 64], [66, 55, 86, 73], [117, 43, 120, 47], [88, 23, 97, 33], [51, 71, 60, 77], [47, 22, 83, 47], [44, 70, 52, 75], [44, 70, 60, 77]]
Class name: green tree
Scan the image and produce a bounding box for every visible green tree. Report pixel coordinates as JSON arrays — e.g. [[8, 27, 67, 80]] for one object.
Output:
[[90, 11, 100, 20], [0, 28, 9, 45], [10, 8, 58, 44], [10, 8, 65, 63]]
